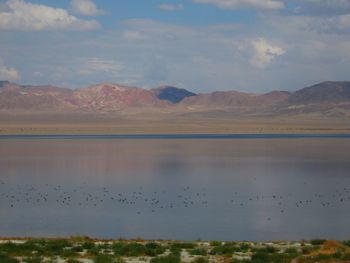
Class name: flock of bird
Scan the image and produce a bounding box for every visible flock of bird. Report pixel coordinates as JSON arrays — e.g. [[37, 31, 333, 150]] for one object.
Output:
[[1, 179, 350, 222]]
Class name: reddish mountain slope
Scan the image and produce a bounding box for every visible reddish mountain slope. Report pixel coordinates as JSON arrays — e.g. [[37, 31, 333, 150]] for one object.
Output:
[[74, 83, 166, 112], [0, 81, 349, 116], [180, 90, 290, 108]]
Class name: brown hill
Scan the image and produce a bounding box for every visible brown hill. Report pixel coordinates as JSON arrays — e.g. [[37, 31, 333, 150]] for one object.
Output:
[[0, 80, 349, 117], [180, 90, 290, 109]]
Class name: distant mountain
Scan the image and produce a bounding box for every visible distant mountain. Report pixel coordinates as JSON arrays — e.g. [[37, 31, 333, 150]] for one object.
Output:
[[288, 81, 350, 104], [74, 83, 167, 112], [0, 81, 75, 111], [180, 90, 290, 109], [152, 86, 196, 103], [0, 80, 349, 116], [0, 82, 167, 112]]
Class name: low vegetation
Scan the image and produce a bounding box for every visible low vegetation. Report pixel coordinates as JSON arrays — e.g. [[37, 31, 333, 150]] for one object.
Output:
[[0, 238, 350, 263]]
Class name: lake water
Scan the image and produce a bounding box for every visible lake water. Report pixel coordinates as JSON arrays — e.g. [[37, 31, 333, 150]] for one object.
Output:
[[0, 135, 350, 241]]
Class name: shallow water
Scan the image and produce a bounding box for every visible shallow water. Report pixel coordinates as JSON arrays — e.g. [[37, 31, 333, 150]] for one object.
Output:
[[0, 136, 350, 241]]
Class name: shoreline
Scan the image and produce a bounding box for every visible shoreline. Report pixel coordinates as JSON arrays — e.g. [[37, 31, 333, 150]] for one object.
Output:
[[1, 133, 350, 140], [0, 237, 349, 263]]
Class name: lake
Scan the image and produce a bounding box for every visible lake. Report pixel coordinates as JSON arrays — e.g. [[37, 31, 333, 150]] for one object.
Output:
[[0, 135, 350, 241]]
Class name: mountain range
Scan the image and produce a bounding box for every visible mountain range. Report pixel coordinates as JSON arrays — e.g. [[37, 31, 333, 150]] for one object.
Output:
[[1, 80, 350, 117]]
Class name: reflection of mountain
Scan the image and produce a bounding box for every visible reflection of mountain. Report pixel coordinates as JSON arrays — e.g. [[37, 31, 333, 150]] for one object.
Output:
[[1, 80, 350, 116]]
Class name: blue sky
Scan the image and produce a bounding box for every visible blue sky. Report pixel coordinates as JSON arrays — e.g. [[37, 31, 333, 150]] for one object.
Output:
[[1, 0, 350, 93], [34, 0, 258, 26]]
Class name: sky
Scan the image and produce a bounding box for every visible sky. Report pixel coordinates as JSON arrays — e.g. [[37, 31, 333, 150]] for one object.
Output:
[[1, 0, 350, 93]]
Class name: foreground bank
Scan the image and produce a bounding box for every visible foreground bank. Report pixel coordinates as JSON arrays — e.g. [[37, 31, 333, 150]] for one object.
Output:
[[1, 238, 350, 263]]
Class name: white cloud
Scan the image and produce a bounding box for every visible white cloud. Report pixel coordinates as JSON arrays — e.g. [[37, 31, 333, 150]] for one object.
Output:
[[70, 0, 107, 16], [293, 0, 350, 16], [267, 12, 350, 36], [78, 58, 123, 75], [317, 14, 350, 34], [250, 38, 285, 68], [122, 30, 147, 41], [157, 3, 184, 11], [0, 58, 20, 81], [0, 0, 100, 31], [193, 0, 284, 10]]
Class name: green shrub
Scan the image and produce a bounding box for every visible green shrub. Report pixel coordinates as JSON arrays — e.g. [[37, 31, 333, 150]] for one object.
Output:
[[82, 241, 95, 250], [171, 242, 196, 249], [209, 241, 222, 247], [25, 257, 43, 263], [251, 251, 298, 263], [310, 239, 326, 246], [145, 243, 166, 256], [115, 258, 126, 263], [342, 240, 350, 247], [88, 246, 101, 256], [113, 242, 146, 257], [251, 252, 269, 263], [210, 244, 241, 255], [301, 246, 312, 255], [191, 257, 209, 263], [285, 248, 297, 254], [150, 255, 181, 263], [189, 248, 207, 256], [169, 246, 181, 257], [71, 245, 84, 252], [251, 246, 277, 254], [94, 254, 115, 263], [0, 254, 20, 263], [61, 249, 78, 258], [239, 243, 251, 252]]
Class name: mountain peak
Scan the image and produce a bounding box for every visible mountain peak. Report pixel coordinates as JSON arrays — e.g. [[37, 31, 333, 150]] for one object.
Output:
[[85, 83, 133, 92], [0, 81, 11, 87], [288, 81, 350, 104], [152, 85, 196, 103]]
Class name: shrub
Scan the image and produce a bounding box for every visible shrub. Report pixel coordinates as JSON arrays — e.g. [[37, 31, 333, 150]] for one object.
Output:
[[189, 248, 207, 256], [251, 252, 269, 263], [115, 258, 126, 263], [150, 255, 181, 263], [342, 240, 350, 247], [210, 244, 241, 255], [209, 241, 222, 247], [82, 241, 95, 250], [25, 257, 43, 263], [251, 246, 277, 254], [145, 243, 166, 256], [113, 242, 146, 257], [239, 243, 251, 252], [71, 245, 84, 252], [94, 254, 115, 263], [0, 254, 20, 263], [169, 246, 181, 257], [191, 257, 209, 263], [171, 242, 196, 249], [310, 239, 326, 246], [285, 248, 298, 254]]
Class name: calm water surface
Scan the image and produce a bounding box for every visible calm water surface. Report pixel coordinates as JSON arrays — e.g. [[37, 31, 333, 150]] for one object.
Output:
[[0, 136, 350, 241]]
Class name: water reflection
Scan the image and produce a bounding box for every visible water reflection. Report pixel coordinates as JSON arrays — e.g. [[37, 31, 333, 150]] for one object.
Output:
[[0, 138, 350, 240]]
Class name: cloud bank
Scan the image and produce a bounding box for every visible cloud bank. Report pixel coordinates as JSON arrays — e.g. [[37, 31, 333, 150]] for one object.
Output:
[[70, 0, 107, 16], [0, 58, 20, 81], [0, 0, 100, 31]]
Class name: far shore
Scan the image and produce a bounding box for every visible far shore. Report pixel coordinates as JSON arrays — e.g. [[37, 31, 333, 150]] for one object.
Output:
[[0, 114, 349, 135]]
